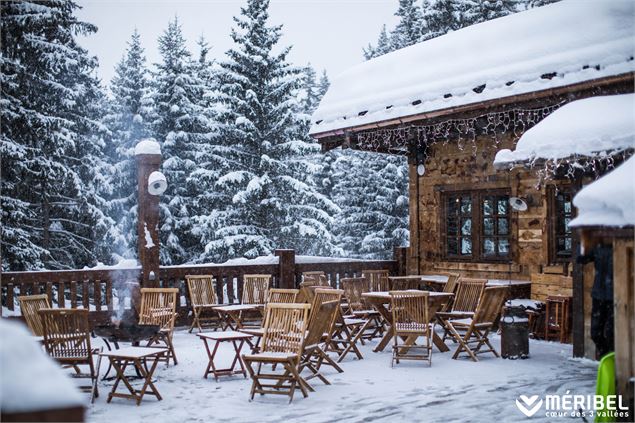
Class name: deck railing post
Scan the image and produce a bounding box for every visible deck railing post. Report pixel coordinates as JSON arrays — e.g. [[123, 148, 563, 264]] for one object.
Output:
[[275, 249, 296, 288], [393, 246, 408, 276], [135, 139, 162, 289]]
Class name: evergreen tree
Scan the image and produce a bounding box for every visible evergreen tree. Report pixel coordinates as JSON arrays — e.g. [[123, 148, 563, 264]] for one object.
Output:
[[209, 0, 338, 260], [151, 17, 213, 264], [103, 29, 153, 261], [364, 25, 392, 60], [331, 151, 408, 259], [1, 0, 114, 270], [390, 0, 425, 50]]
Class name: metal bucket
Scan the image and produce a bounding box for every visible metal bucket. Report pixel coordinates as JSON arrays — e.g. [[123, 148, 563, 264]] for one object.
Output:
[[500, 305, 529, 359]]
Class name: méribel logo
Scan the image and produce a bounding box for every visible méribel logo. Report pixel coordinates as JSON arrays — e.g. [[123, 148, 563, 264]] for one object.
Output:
[[516, 395, 543, 417]]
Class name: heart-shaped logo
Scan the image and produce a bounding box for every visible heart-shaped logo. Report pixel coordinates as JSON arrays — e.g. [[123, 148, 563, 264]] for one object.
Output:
[[516, 395, 543, 417]]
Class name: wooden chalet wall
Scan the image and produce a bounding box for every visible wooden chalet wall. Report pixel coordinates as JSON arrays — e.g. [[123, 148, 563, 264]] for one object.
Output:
[[407, 131, 575, 279]]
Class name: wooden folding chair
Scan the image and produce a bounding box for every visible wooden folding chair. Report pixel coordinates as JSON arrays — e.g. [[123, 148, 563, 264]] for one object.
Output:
[[139, 288, 179, 365], [242, 303, 311, 402], [267, 288, 299, 304], [186, 275, 221, 333], [299, 300, 341, 386], [40, 308, 102, 403], [443, 286, 509, 361], [242, 275, 271, 304], [437, 278, 487, 341], [362, 269, 390, 292], [438, 272, 461, 311], [390, 291, 432, 366], [341, 277, 384, 341], [18, 294, 50, 336], [303, 288, 344, 376], [302, 271, 330, 287], [318, 288, 362, 362]]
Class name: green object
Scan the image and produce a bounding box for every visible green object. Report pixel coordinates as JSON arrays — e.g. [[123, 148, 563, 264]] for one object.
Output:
[[595, 352, 616, 422]]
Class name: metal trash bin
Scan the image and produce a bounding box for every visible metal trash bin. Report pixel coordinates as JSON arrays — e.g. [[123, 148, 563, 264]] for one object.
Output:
[[500, 304, 529, 359]]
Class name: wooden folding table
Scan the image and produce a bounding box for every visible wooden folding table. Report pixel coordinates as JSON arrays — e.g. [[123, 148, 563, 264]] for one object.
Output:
[[214, 304, 261, 330], [362, 291, 453, 353], [101, 347, 168, 405], [198, 331, 253, 380]]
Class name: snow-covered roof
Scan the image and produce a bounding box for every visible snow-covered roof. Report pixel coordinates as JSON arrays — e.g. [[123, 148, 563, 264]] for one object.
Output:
[[134, 138, 161, 155], [310, 0, 635, 136], [0, 319, 84, 413], [569, 156, 635, 228], [494, 94, 635, 166]]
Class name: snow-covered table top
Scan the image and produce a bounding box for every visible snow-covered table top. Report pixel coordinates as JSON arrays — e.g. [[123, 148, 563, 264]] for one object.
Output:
[[100, 346, 169, 359], [197, 331, 253, 341]]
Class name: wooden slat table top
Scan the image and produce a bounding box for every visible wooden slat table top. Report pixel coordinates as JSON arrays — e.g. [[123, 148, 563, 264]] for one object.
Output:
[[197, 330, 253, 341], [362, 290, 453, 301], [390, 275, 531, 286], [214, 304, 261, 312], [100, 347, 168, 359]]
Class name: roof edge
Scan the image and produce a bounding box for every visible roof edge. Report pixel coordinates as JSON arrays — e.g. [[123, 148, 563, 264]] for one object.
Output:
[[310, 72, 635, 141]]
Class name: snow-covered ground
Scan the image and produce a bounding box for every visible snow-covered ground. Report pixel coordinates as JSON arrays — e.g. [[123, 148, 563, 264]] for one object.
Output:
[[86, 329, 597, 423]]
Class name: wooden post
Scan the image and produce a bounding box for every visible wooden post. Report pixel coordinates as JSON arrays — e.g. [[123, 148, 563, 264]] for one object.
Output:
[[393, 246, 408, 276], [135, 140, 162, 289], [613, 237, 634, 416], [275, 249, 295, 289], [571, 228, 585, 357]]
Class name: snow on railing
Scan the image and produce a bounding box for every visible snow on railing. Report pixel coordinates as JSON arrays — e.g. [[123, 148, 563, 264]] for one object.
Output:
[[1, 249, 405, 324]]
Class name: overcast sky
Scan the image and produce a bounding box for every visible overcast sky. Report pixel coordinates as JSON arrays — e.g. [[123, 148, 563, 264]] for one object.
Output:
[[76, 0, 398, 88]]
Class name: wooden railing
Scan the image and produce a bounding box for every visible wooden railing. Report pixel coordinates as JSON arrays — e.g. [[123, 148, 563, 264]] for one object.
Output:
[[1, 248, 406, 325]]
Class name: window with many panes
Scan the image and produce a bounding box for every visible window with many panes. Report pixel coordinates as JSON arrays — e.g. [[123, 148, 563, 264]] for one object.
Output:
[[549, 188, 574, 262], [443, 190, 511, 262]]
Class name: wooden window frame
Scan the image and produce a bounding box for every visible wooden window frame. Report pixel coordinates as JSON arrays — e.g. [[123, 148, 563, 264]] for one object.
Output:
[[548, 185, 575, 264], [441, 188, 512, 263]]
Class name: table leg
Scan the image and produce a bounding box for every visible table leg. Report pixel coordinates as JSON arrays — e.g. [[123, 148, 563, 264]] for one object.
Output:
[[230, 339, 247, 378], [135, 356, 163, 405], [108, 358, 136, 403], [370, 301, 394, 353]]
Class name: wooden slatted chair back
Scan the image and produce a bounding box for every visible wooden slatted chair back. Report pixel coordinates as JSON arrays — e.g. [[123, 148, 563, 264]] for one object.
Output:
[[261, 303, 311, 357], [391, 279, 417, 290], [452, 278, 487, 312], [186, 275, 217, 307], [267, 288, 299, 304], [304, 300, 339, 348], [443, 272, 461, 294], [18, 294, 50, 336], [299, 281, 321, 304], [341, 277, 369, 311], [309, 288, 342, 328], [472, 286, 509, 325], [303, 273, 330, 287], [40, 308, 92, 362], [390, 291, 430, 334], [139, 288, 179, 332], [242, 274, 271, 304], [362, 269, 390, 292]]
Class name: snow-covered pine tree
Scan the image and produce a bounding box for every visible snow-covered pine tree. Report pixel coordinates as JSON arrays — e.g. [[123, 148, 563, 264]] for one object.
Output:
[[209, 0, 338, 260], [422, 0, 522, 41], [390, 0, 425, 50], [363, 24, 392, 60], [187, 37, 228, 264], [331, 151, 408, 259], [103, 29, 153, 261], [151, 17, 214, 264], [1, 0, 114, 270]]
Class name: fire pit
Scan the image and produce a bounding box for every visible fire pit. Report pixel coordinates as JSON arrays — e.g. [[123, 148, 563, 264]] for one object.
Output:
[[94, 319, 161, 381], [94, 321, 160, 345]]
